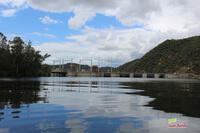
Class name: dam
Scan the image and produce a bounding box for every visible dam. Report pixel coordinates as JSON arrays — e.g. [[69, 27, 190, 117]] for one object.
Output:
[[51, 71, 199, 79], [51, 58, 200, 79]]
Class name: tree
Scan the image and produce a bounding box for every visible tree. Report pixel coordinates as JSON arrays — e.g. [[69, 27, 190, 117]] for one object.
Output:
[[10, 37, 25, 76], [0, 33, 50, 77], [0, 33, 11, 76]]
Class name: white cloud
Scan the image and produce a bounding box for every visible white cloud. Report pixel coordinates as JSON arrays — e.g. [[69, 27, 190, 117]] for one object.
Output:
[[28, 0, 200, 32], [34, 27, 159, 65], [34, 41, 92, 64], [147, 0, 200, 32], [68, 8, 95, 29], [1, 0, 200, 65], [0, 0, 27, 7], [67, 27, 162, 62], [1, 0, 200, 33], [39, 16, 62, 24], [1, 9, 17, 17], [1, 0, 200, 32], [35, 25, 200, 65], [32, 32, 56, 38], [28, 0, 159, 29], [0, 0, 27, 17]]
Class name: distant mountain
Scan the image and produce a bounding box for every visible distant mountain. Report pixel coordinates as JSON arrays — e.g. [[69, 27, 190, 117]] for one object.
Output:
[[118, 36, 200, 74]]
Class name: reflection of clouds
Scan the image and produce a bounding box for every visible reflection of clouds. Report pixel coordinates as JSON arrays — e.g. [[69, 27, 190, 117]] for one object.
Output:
[[41, 79, 200, 133], [0, 129, 9, 133], [113, 116, 155, 133], [49, 91, 152, 118], [65, 119, 88, 133], [116, 116, 200, 133], [142, 116, 200, 133], [46, 82, 154, 118], [81, 94, 151, 118], [115, 123, 149, 133], [1, 78, 200, 133], [38, 122, 56, 131], [116, 123, 134, 133]]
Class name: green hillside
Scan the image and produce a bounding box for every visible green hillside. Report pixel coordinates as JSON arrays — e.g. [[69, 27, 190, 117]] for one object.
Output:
[[118, 36, 200, 74]]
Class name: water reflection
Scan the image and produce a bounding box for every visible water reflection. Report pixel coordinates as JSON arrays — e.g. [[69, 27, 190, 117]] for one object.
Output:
[[65, 119, 88, 133], [122, 81, 200, 117], [0, 78, 200, 133], [0, 81, 47, 122], [0, 81, 47, 109]]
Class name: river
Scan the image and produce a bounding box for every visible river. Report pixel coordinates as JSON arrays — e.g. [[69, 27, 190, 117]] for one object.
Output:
[[0, 77, 200, 133]]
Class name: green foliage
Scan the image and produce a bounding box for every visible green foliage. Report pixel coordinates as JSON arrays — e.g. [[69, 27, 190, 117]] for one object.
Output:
[[118, 36, 200, 74], [0, 32, 50, 77], [40, 64, 52, 77]]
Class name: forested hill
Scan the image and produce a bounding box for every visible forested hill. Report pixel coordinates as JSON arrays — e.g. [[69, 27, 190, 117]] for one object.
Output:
[[118, 36, 200, 74]]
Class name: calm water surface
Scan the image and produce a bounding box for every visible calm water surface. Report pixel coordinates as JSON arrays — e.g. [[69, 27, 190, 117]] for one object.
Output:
[[0, 77, 200, 133]]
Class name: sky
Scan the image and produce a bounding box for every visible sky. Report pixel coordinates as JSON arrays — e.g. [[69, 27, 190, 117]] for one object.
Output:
[[0, 0, 200, 66]]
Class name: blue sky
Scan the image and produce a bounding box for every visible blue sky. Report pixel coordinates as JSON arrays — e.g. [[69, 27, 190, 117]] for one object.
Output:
[[0, 0, 200, 65], [0, 8, 76, 43], [0, 8, 143, 44]]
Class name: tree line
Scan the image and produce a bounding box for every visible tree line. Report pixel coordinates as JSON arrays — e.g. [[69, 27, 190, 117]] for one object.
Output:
[[0, 32, 51, 77]]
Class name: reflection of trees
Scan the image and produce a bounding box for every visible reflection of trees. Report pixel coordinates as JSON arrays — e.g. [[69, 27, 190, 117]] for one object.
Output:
[[122, 82, 200, 117], [0, 81, 47, 109]]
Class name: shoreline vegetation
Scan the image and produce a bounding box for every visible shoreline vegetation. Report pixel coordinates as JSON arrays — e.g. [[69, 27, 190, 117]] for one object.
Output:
[[0, 32, 51, 77]]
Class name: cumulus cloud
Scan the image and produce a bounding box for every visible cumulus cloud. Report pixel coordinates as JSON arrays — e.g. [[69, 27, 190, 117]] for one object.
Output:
[[34, 41, 93, 64], [1, 0, 200, 32], [34, 27, 163, 65], [28, 0, 200, 32], [2, 0, 200, 65], [68, 8, 95, 29], [39, 16, 62, 24], [147, 0, 200, 32], [66, 26, 165, 64], [0, 0, 27, 17], [1, 9, 17, 17], [32, 32, 56, 38], [0, 0, 27, 7], [28, 0, 161, 29], [35, 24, 200, 65]]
